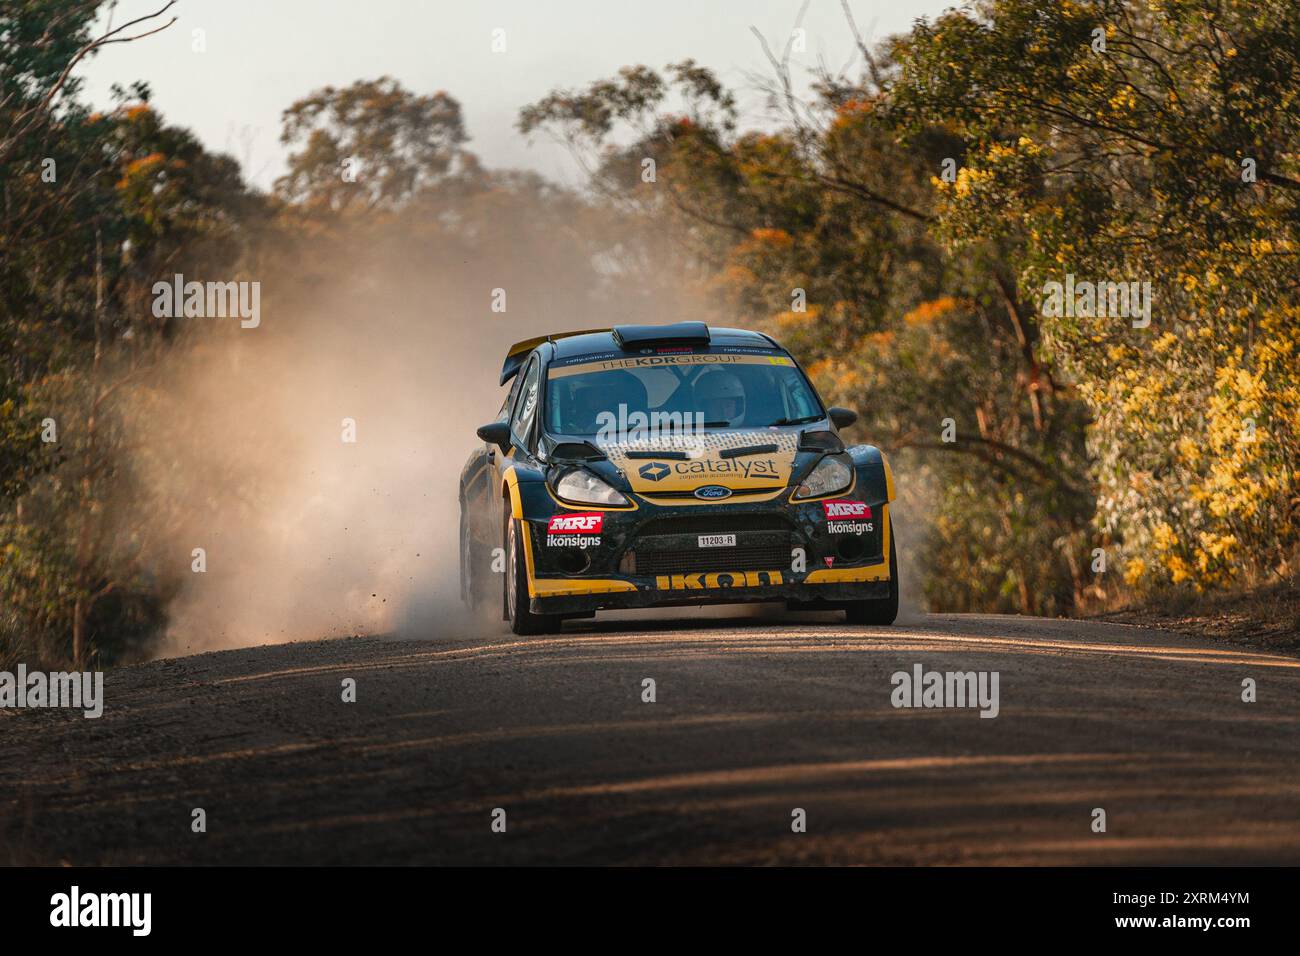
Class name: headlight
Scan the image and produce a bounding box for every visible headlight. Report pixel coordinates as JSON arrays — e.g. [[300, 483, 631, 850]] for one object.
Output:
[[792, 455, 852, 500], [555, 468, 629, 506]]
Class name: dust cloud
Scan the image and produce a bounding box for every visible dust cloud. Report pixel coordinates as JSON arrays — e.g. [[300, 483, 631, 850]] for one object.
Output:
[[130, 200, 705, 657], [124, 194, 920, 658]]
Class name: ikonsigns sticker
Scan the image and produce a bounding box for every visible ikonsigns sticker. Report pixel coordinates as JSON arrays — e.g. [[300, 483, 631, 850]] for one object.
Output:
[[547, 512, 603, 548], [823, 499, 873, 535]]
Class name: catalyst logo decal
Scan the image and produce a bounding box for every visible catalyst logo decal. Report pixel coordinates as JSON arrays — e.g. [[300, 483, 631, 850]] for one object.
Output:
[[676, 457, 779, 480], [636, 457, 781, 486], [609, 430, 799, 493], [823, 499, 871, 519]]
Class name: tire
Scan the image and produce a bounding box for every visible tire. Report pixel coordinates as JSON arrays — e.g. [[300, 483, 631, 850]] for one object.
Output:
[[505, 517, 561, 635], [845, 516, 899, 626], [459, 505, 490, 611]]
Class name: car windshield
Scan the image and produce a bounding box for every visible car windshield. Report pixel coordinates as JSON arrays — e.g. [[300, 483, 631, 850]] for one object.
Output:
[[545, 352, 823, 438]]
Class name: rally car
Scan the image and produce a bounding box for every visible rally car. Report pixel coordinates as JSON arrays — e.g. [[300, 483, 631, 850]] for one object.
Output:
[[458, 322, 898, 634]]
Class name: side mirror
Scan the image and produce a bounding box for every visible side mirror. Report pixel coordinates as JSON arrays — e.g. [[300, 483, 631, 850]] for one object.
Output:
[[828, 407, 858, 430], [476, 421, 511, 452]]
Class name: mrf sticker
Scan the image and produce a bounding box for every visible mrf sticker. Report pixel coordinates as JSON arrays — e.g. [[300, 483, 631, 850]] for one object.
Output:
[[822, 500, 873, 535], [547, 512, 603, 548]]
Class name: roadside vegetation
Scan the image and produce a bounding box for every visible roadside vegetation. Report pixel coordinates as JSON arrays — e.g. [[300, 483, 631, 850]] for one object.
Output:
[[2, 0, 1296, 667]]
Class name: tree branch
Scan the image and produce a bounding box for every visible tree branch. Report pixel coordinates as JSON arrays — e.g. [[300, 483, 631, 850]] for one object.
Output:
[[0, 1, 178, 163]]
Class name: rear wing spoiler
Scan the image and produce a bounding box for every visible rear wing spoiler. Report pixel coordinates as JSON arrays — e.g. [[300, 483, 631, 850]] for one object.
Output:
[[499, 328, 609, 385]]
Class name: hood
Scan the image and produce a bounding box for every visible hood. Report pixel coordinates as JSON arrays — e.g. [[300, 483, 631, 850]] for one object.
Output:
[[597, 429, 801, 495]]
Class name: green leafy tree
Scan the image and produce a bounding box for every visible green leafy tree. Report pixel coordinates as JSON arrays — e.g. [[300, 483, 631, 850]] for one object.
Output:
[[1, 1, 256, 667], [888, 0, 1300, 590], [277, 77, 476, 214]]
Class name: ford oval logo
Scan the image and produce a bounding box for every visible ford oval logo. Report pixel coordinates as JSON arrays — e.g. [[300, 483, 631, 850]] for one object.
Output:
[[694, 485, 732, 500]]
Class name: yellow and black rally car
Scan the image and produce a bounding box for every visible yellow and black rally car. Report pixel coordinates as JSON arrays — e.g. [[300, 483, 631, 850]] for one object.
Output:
[[458, 323, 897, 634]]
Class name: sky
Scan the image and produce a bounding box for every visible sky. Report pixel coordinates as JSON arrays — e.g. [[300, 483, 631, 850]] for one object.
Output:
[[75, 0, 956, 191]]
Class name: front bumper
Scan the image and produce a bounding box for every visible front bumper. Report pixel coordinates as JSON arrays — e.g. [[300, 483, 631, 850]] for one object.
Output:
[[522, 493, 892, 615]]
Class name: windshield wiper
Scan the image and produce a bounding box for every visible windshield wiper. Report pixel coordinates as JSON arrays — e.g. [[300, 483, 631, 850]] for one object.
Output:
[[769, 414, 823, 427]]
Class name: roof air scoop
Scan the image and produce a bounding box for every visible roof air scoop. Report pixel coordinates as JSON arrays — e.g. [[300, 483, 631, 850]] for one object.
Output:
[[612, 322, 711, 350]]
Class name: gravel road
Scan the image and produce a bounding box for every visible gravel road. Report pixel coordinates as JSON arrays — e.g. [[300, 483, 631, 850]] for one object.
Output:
[[3, 613, 1298, 865]]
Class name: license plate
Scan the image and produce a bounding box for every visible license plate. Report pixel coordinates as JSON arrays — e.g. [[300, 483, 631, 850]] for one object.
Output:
[[698, 534, 736, 548]]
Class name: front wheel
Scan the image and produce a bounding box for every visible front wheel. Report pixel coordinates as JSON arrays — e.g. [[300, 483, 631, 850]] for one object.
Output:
[[845, 516, 899, 626], [505, 518, 561, 635]]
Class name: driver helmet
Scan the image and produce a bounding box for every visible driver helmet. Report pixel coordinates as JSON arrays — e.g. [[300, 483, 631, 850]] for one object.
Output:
[[696, 370, 746, 425]]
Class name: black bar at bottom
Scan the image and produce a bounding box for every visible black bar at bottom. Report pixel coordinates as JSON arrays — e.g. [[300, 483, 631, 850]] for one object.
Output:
[[0, 865, 1282, 942]]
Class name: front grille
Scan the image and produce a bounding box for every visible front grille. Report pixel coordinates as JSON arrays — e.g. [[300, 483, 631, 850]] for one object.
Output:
[[635, 544, 792, 576], [636, 514, 794, 536], [627, 511, 796, 576], [640, 486, 786, 500]]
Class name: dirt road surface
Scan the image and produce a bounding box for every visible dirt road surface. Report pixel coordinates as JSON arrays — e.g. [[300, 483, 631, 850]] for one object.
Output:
[[4, 613, 1298, 865]]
